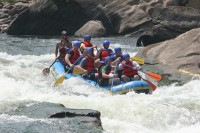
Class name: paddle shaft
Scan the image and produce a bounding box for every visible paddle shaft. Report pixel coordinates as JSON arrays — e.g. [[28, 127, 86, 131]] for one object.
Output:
[[63, 57, 81, 77], [111, 62, 119, 90], [49, 58, 57, 69], [122, 63, 161, 81], [139, 72, 157, 91]]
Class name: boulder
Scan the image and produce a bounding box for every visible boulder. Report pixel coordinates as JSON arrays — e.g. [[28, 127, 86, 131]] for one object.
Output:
[[0, 101, 103, 133], [137, 28, 200, 79], [138, 6, 200, 46], [75, 20, 107, 37], [6, 0, 92, 35], [186, 0, 200, 9]]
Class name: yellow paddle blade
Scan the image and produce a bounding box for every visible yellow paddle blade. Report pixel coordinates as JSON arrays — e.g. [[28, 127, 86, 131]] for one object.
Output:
[[130, 56, 144, 65], [72, 67, 85, 75], [54, 74, 66, 87]]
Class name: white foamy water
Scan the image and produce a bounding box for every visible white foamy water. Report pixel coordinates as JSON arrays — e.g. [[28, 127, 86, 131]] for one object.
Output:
[[0, 34, 200, 132], [0, 52, 200, 133]]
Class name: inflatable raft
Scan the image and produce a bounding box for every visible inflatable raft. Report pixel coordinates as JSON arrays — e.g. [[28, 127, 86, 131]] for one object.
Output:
[[51, 61, 153, 94]]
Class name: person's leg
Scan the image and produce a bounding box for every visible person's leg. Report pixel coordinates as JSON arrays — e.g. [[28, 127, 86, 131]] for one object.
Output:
[[121, 75, 130, 82], [134, 75, 140, 80], [108, 78, 120, 85], [88, 73, 96, 81]]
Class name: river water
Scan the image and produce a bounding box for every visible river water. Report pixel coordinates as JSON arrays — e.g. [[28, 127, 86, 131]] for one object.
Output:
[[0, 34, 200, 133]]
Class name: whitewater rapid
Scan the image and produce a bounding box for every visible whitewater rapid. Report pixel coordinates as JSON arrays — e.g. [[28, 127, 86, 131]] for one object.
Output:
[[0, 52, 200, 133], [0, 34, 200, 132]]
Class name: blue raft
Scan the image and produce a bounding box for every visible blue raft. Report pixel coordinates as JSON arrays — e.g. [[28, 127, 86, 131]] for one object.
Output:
[[51, 61, 153, 94]]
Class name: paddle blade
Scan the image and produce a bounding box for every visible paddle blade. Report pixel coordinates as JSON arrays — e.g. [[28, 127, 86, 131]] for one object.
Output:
[[131, 56, 144, 65], [145, 72, 162, 81], [72, 67, 85, 75], [54, 74, 66, 87], [42, 68, 50, 75]]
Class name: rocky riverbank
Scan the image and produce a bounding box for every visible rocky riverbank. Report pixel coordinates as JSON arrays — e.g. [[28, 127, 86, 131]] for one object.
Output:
[[0, 0, 200, 40], [137, 28, 200, 83]]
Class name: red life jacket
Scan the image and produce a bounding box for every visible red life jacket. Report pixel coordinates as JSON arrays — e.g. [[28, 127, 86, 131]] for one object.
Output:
[[85, 57, 95, 72], [122, 61, 138, 77], [80, 41, 93, 54], [59, 47, 67, 55], [83, 41, 93, 47], [69, 49, 80, 64], [59, 47, 67, 65], [100, 49, 112, 61]]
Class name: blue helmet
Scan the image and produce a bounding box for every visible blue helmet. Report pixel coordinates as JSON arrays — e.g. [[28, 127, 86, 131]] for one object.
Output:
[[103, 40, 110, 46], [85, 48, 92, 53], [105, 56, 113, 62], [84, 35, 91, 41], [73, 41, 81, 47], [115, 47, 121, 53], [123, 53, 130, 59]]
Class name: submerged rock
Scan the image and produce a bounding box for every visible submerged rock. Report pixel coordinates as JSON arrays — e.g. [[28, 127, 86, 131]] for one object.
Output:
[[0, 101, 103, 133]]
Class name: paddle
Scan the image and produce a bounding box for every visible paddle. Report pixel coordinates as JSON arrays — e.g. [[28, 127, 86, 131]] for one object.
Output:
[[123, 62, 162, 81], [54, 59, 79, 87], [110, 62, 119, 93], [145, 71, 162, 81], [130, 56, 144, 65], [130, 56, 161, 81], [42, 57, 58, 75], [72, 66, 85, 75], [138, 71, 157, 91]]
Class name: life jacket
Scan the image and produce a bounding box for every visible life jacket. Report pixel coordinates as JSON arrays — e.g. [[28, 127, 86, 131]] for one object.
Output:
[[82, 41, 93, 47], [80, 41, 93, 54], [112, 54, 123, 62], [122, 61, 138, 77], [58, 47, 67, 65], [100, 49, 113, 61], [85, 57, 95, 72], [97, 62, 111, 78], [69, 49, 80, 64]]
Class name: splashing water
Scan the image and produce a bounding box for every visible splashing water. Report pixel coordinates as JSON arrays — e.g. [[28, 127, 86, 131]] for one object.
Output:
[[0, 34, 200, 133]]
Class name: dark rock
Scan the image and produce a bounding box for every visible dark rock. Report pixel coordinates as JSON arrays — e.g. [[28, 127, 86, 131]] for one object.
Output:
[[0, 3, 3, 9], [8, 5, 28, 16], [3, 4, 14, 10], [3, 0, 200, 39], [186, 0, 200, 9], [136, 34, 157, 47], [0, 13, 8, 19], [139, 6, 200, 43], [7, 0, 92, 35], [125, 29, 145, 37], [1, 101, 103, 133]]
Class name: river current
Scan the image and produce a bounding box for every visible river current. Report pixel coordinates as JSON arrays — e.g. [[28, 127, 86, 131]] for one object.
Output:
[[0, 34, 200, 133]]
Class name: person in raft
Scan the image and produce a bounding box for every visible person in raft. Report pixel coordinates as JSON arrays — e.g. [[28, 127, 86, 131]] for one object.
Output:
[[79, 48, 98, 81], [97, 56, 120, 87], [118, 53, 142, 82], [64, 41, 85, 73], [55, 31, 72, 58], [80, 35, 97, 56], [95, 40, 114, 61], [111, 47, 123, 65]]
